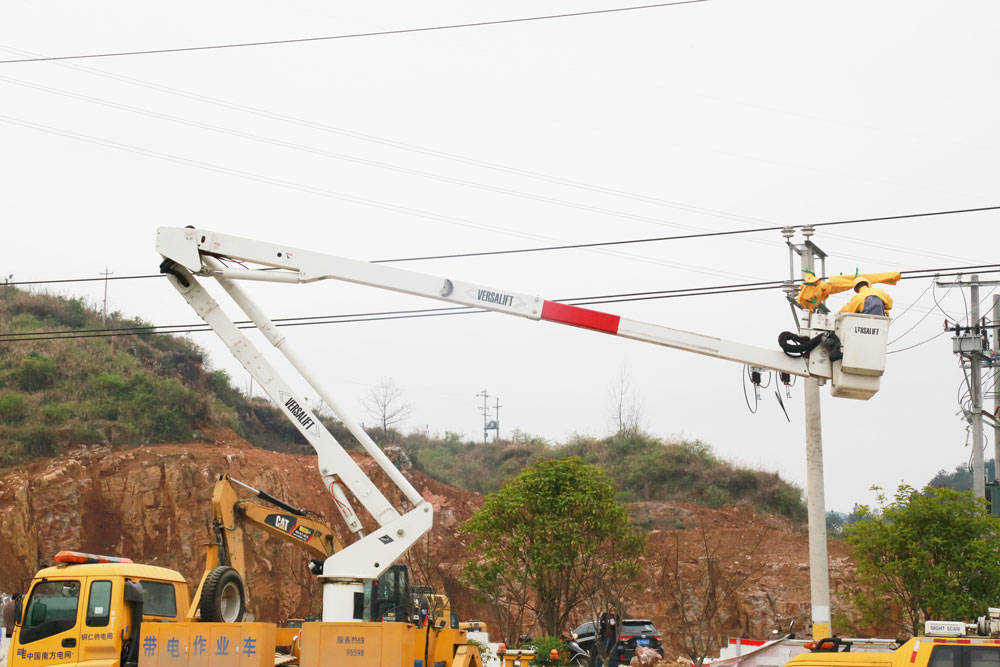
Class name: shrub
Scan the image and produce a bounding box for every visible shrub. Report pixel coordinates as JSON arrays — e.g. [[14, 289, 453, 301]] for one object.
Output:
[[58, 421, 102, 444], [41, 402, 74, 424], [14, 352, 58, 390], [20, 426, 58, 456], [528, 636, 565, 666], [701, 484, 734, 508], [0, 392, 29, 424], [207, 369, 242, 407], [93, 372, 129, 398]]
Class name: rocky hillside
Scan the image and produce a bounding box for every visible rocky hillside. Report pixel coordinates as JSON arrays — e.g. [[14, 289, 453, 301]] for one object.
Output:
[[0, 428, 877, 657], [0, 428, 484, 623]]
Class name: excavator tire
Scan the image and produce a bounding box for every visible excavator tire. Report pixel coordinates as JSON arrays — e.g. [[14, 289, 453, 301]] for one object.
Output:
[[200, 566, 245, 623]]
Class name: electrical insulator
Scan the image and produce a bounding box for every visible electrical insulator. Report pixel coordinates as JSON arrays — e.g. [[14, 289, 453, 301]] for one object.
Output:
[[780, 372, 792, 398], [750, 366, 763, 401]]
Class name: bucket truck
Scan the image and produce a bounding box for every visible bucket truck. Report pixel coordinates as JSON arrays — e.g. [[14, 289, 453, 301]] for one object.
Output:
[[152, 226, 888, 627]]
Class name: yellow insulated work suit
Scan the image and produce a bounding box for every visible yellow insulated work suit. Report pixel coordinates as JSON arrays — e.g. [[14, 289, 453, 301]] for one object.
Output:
[[840, 284, 893, 315], [796, 270, 900, 311]]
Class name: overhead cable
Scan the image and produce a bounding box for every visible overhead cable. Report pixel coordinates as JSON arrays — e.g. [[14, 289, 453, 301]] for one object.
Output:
[[5, 210, 999, 288], [373, 206, 1000, 263], [4, 263, 1000, 343], [0, 1, 708, 65], [886, 330, 948, 355], [0, 282, 786, 342]]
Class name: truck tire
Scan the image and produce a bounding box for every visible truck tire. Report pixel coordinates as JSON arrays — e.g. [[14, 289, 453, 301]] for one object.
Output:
[[200, 566, 245, 623]]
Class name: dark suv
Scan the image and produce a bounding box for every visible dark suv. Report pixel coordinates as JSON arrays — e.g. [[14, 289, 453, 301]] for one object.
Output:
[[572, 618, 663, 665]]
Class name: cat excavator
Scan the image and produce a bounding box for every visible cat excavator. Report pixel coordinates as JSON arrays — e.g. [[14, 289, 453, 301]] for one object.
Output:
[[190, 474, 342, 624], [193, 474, 454, 630]]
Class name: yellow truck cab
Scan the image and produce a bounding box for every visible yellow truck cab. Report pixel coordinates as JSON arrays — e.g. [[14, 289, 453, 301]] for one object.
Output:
[[786, 620, 1000, 667], [10, 551, 189, 667]]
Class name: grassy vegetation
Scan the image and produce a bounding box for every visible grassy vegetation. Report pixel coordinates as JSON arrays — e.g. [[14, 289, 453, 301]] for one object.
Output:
[[0, 286, 806, 522], [0, 287, 227, 464], [398, 429, 806, 522], [0, 286, 347, 464]]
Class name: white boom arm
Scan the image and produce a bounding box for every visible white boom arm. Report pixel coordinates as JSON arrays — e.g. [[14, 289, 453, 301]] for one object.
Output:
[[155, 226, 879, 620], [158, 226, 810, 376]]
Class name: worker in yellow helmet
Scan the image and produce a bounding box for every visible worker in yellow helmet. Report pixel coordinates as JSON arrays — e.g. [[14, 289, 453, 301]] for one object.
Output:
[[840, 276, 892, 316]]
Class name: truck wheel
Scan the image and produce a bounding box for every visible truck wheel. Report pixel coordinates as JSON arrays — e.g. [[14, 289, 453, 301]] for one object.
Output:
[[200, 566, 245, 622]]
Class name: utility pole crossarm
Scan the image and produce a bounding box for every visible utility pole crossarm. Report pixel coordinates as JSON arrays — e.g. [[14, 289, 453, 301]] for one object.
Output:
[[157, 227, 809, 377]]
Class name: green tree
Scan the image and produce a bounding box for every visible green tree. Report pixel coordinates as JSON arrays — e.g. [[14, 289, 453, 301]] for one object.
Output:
[[462, 457, 646, 639], [846, 485, 1000, 635]]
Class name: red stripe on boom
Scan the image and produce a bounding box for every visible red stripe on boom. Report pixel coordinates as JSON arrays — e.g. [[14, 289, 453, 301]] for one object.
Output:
[[541, 301, 620, 334]]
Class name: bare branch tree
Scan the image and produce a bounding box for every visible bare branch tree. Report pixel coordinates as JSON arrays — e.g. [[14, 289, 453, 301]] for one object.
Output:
[[577, 540, 642, 667], [363, 377, 413, 443], [659, 520, 772, 666], [608, 365, 643, 435]]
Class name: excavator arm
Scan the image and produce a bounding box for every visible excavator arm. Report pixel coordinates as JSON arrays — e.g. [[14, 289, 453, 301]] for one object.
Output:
[[189, 475, 344, 622]]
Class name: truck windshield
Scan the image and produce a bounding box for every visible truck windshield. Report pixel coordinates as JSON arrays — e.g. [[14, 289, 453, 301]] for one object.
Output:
[[19, 580, 80, 645], [929, 646, 1000, 667]]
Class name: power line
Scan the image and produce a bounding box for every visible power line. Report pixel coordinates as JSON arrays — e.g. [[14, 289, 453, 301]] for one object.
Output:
[[4, 274, 161, 286], [887, 281, 938, 346], [5, 263, 1000, 343], [0, 282, 786, 341], [374, 206, 1000, 263], [0, 1, 708, 66], [5, 208, 999, 289], [887, 330, 948, 355]]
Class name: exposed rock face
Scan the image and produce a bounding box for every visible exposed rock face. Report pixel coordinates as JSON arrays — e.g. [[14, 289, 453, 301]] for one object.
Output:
[[0, 431, 483, 623], [0, 432, 874, 656], [627, 501, 872, 651]]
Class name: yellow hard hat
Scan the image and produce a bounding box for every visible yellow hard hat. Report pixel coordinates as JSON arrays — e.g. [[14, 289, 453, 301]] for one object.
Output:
[[852, 276, 870, 291]]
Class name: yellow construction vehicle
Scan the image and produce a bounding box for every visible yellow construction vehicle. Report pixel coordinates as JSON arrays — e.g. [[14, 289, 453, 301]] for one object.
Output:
[[189, 474, 343, 623], [9, 548, 479, 667], [785, 616, 1000, 667], [7, 477, 473, 666], [8, 550, 193, 667], [193, 474, 456, 630]]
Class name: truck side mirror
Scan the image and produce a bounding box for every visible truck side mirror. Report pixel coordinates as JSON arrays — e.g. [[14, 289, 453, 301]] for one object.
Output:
[[123, 580, 144, 603], [11, 595, 25, 628]]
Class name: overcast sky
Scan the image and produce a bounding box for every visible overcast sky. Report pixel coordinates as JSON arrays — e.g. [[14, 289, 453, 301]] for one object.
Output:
[[2, 0, 997, 512]]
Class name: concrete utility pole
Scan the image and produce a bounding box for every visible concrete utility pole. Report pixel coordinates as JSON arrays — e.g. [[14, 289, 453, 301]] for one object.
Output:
[[938, 275, 1000, 499], [493, 397, 503, 440], [994, 294, 1000, 484], [100, 267, 113, 326], [783, 226, 832, 641], [476, 389, 491, 444], [970, 278, 984, 498]]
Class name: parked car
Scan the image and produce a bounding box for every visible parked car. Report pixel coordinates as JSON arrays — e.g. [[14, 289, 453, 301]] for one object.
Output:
[[571, 618, 663, 665]]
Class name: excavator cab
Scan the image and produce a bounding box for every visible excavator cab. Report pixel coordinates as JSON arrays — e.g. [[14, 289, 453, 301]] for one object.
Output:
[[364, 564, 417, 623]]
